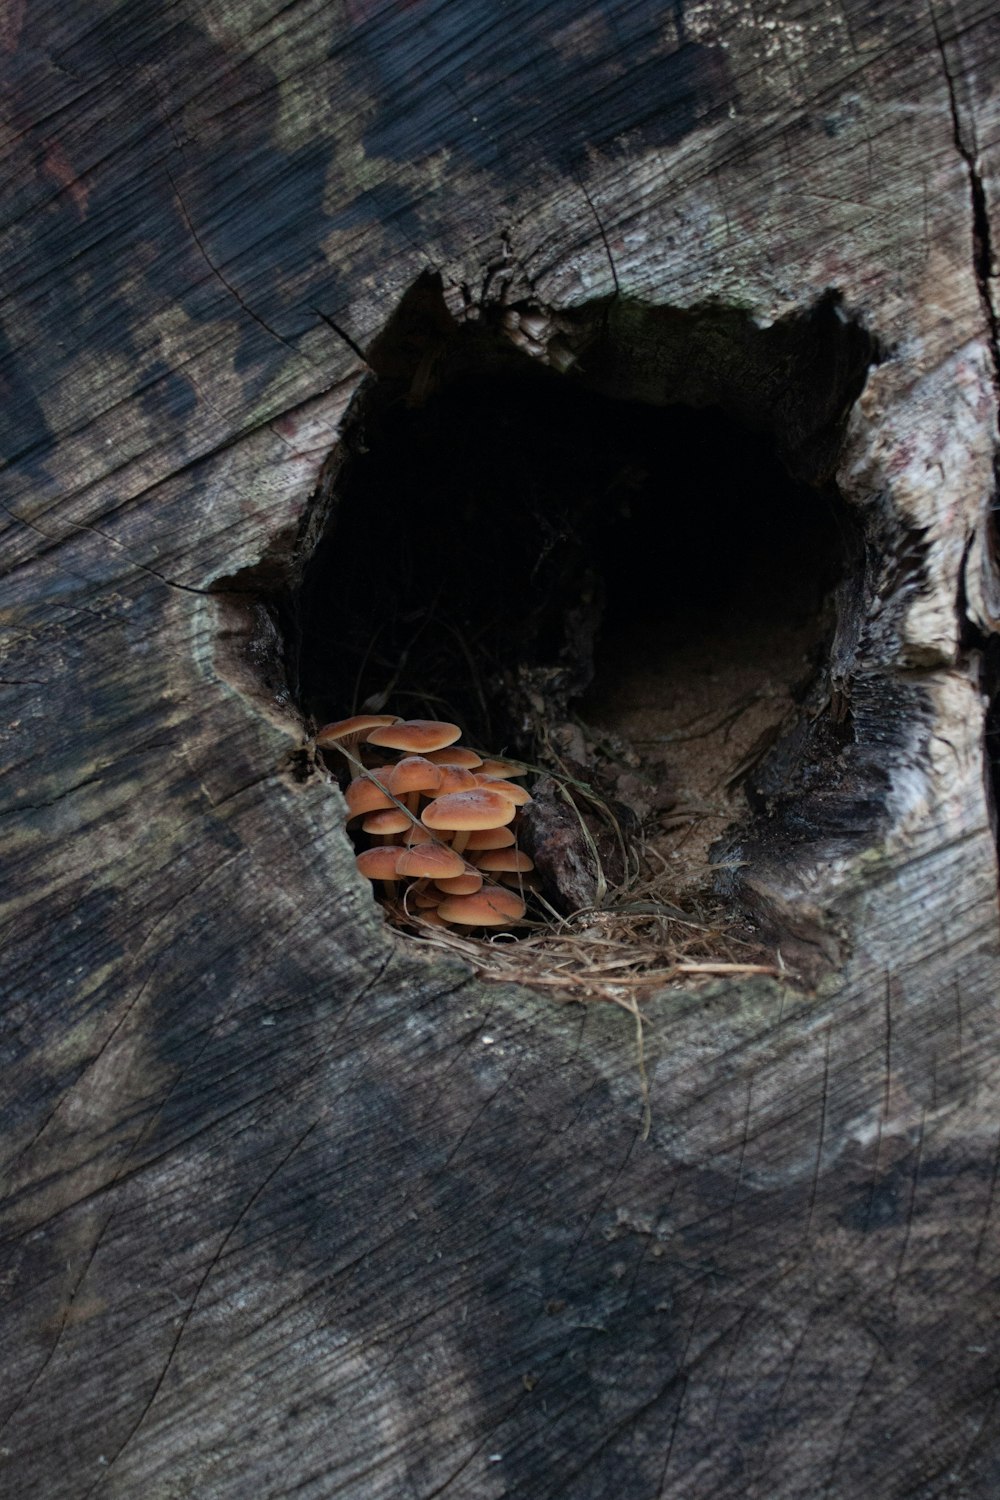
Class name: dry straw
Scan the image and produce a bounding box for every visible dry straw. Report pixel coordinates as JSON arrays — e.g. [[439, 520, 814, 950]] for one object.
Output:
[[334, 740, 777, 996], [398, 887, 778, 1141], [328, 732, 781, 1139], [397, 870, 778, 999]]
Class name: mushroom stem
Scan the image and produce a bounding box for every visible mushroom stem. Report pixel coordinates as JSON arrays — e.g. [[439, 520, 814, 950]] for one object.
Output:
[[452, 829, 470, 855]]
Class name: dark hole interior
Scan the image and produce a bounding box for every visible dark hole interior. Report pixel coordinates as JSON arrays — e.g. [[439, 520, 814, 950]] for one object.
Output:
[[281, 285, 874, 945], [293, 369, 849, 753]]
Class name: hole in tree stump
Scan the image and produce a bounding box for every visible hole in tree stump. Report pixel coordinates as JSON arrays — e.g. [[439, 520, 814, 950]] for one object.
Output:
[[281, 274, 877, 977]]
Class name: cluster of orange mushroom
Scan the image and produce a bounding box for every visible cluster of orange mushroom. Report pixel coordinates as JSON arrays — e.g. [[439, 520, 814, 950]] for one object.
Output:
[[316, 714, 537, 930]]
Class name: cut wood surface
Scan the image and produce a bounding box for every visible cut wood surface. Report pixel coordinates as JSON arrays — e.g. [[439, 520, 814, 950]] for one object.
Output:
[[3, 1, 1000, 1496]]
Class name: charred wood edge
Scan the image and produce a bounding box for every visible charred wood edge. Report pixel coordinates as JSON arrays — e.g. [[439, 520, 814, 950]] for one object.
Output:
[[313, 308, 371, 368], [931, 6, 1000, 595], [962, 525, 1000, 854], [935, 0, 1000, 858], [929, 9, 1000, 393], [714, 498, 938, 976]]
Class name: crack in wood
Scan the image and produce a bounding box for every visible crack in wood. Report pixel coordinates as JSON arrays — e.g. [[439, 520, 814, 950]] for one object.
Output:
[[166, 165, 319, 375], [83, 1115, 324, 1496], [0, 1204, 115, 1443], [931, 5, 1000, 395]]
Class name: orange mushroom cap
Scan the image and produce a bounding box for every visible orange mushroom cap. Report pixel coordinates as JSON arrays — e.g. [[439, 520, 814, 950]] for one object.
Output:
[[475, 757, 528, 779], [436, 888, 527, 926], [356, 846, 407, 880], [422, 747, 484, 769], [367, 719, 462, 753], [402, 823, 436, 846], [469, 848, 534, 873], [433, 871, 484, 896], [361, 808, 412, 836], [474, 776, 532, 806], [421, 788, 516, 831], [426, 766, 479, 797], [395, 843, 467, 880], [344, 776, 394, 819], [386, 756, 443, 796], [462, 826, 517, 850], [316, 714, 401, 748]]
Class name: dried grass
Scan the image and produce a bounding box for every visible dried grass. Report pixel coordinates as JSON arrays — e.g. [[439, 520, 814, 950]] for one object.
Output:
[[332, 738, 779, 1000], [395, 885, 778, 1142], [327, 733, 783, 1141], [395, 883, 778, 998]]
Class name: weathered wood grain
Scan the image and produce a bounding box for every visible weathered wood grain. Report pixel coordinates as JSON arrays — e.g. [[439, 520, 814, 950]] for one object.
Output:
[[3, 0, 1000, 1496]]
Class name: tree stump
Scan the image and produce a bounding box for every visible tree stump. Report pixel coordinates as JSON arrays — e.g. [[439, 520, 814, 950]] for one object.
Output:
[[3, 2, 1000, 1496]]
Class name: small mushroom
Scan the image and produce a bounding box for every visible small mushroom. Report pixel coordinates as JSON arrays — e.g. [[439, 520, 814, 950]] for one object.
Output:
[[436, 888, 527, 926], [462, 826, 517, 850], [344, 776, 395, 821], [412, 906, 449, 927], [475, 757, 528, 779], [402, 822, 436, 846], [469, 849, 534, 873], [367, 719, 462, 754], [426, 766, 479, 797], [433, 870, 484, 896], [422, 747, 484, 769], [475, 776, 532, 806], [421, 787, 516, 854], [386, 755, 442, 813], [395, 842, 467, 881], [361, 808, 412, 838], [355, 846, 407, 885], [341, 715, 541, 938], [315, 714, 401, 753]]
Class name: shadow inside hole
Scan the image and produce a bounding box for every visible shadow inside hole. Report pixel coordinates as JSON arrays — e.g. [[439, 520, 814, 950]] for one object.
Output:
[[286, 283, 881, 965], [294, 372, 852, 758]]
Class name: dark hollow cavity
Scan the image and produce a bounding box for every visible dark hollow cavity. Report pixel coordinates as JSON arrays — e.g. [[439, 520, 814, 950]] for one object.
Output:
[[294, 377, 848, 740], [277, 276, 881, 956]]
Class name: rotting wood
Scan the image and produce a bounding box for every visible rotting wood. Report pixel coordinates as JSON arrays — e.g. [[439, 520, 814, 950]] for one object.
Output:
[[3, 2, 1000, 1498]]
